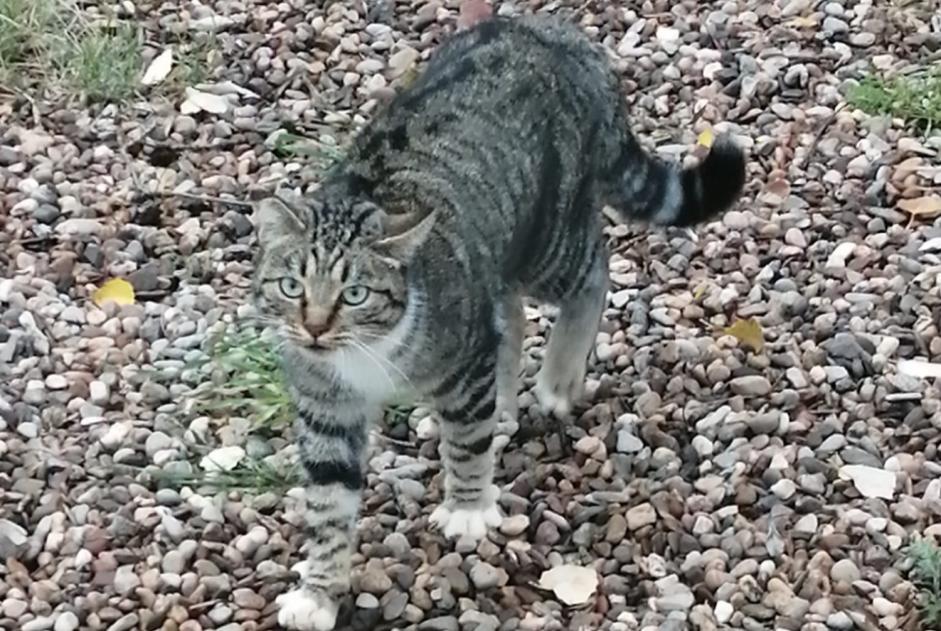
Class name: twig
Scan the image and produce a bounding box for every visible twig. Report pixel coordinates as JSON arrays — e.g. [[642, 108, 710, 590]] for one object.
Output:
[[799, 102, 847, 169], [151, 190, 253, 208]]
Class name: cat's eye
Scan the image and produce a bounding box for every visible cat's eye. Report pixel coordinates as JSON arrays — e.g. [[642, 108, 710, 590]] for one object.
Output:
[[341, 285, 370, 306], [278, 277, 304, 299]]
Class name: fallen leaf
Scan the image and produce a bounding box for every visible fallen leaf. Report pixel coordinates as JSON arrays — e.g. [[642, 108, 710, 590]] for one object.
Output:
[[897, 196, 941, 218], [538, 565, 599, 606], [181, 87, 229, 115], [189, 15, 235, 31], [785, 16, 819, 29], [93, 278, 135, 307], [195, 80, 259, 99], [200, 446, 246, 472], [897, 360, 941, 379], [697, 128, 715, 149], [693, 284, 707, 301], [723, 318, 764, 353], [839, 464, 896, 500], [142, 47, 173, 86]]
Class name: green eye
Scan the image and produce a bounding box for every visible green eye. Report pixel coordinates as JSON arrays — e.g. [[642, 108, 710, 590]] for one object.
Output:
[[278, 277, 304, 298], [341, 285, 370, 306]]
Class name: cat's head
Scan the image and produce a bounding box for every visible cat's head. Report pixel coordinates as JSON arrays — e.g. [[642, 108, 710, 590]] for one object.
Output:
[[251, 194, 435, 353]]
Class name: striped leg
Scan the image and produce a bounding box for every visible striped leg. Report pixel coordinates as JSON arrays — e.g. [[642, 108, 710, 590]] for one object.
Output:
[[534, 252, 608, 418], [429, 353, 502, 541], [495, 294, 524, 425], [277, 405, 369, 631]]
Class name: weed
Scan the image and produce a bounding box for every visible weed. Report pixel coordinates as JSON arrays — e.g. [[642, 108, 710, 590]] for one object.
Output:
[[0, 0, 141, 101], [909, 538, 941, 627], [272, 130, 347, 169], [154, 457, 303, 493], [848, 67, 941, 132], [194, 326, 295, 429], [62, 22, 141, 101]]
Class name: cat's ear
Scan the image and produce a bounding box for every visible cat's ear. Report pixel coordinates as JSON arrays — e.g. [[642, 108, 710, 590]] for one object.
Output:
[[253, 197, 305, 246], [372, 210, 437, 262]]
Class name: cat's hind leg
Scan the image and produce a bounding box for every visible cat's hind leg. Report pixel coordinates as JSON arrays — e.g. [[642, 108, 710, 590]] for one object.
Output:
[[534, 247, 608, 418], [495, 293, 524, 427]]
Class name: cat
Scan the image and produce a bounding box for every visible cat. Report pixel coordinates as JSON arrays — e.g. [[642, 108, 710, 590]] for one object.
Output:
[[252, 15, 745, 631]]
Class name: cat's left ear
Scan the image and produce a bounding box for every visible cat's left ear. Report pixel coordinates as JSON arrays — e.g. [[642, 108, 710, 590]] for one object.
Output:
[[253, 197, 305, 246], [371, 209, 437, 263]]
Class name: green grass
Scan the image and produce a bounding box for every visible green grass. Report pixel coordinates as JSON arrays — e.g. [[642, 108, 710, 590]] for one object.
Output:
[[272, 131, 347, 169], [848, 67, 941, 132], [194, 327, 295, 429], [154, 457, 304, 493], [909, 539, 941, 628], [0, 0, 142, 101], [63, 23, 140, 101]]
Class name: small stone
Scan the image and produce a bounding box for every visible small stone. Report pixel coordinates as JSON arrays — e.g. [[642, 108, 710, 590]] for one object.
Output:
[[469, 561, 503, 590], [771, 479, 797, 500], [360, 567, 393, 595], [500, 514, 530, 537], [714, 601, 733, 624], [606, 514, 628, 543], [830, 559, 861, 584], [54, 612, 79, 631], [730, 376, 772, 397], [626, 503, 657, 530]]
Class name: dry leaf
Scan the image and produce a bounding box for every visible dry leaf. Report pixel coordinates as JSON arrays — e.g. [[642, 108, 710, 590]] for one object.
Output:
[[93, 278, 135, 307], [693, 284, 707, 301], [839, 465, 896, 500], [723, 318, 764, 353], [142, 47, 173, 86], [181, 87, 229, 115], [538, 565, 599, 606], [785, 16, 819, 28], [897, 196, 941, 218], [195, 80, 259, 99], [897, 360, 941, 379], [697, 128, 715, 149]]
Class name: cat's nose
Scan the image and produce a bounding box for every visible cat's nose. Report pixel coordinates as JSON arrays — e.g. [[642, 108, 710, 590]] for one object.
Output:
[[303, 308, 332, 339], [304, 320, 330, 338]]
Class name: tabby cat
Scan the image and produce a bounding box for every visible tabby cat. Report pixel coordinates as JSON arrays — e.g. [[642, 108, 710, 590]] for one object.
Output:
[[253, 15, 745, 631]]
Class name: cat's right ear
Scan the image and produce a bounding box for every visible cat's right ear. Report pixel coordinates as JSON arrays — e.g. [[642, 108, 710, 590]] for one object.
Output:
[[253, 197, 305, 246]]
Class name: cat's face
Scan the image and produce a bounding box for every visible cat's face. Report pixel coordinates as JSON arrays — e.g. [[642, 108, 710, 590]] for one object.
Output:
[[252, 195, 433, 353]]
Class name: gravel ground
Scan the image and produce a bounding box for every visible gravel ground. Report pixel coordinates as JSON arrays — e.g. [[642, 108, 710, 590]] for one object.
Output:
[[2, 1, 941, 630]]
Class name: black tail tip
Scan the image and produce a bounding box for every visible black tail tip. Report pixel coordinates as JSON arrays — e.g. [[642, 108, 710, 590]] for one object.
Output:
[[675, 135, 747, 227]]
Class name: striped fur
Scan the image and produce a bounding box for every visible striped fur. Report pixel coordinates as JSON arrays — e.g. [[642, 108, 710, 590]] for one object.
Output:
[[253, 15, 745, 630]]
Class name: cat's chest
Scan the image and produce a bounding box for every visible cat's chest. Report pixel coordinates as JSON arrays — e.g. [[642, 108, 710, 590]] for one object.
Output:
[[328, 316, 417, 404]]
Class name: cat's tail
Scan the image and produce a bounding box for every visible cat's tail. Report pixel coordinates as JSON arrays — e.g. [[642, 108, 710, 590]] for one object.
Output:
[[602, 135, 746, 227]]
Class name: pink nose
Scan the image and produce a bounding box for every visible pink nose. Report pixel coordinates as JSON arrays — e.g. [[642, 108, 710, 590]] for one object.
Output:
[[305, 321, 330, 338]]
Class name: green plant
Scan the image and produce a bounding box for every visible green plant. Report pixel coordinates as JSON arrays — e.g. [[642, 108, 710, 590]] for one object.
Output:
[[154, 457, 303, 493], [194, 327, 295, 429], [0, 0, 142, 101], [62, 22, 140, 101], [848, 67, 941, 132], [909, 538, 941, 627], [272, 131, 347, 168]]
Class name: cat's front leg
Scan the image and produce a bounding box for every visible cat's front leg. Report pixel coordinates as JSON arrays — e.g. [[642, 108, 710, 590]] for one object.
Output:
[[277, 406, 369, 631], [429, 358, 502, 541]]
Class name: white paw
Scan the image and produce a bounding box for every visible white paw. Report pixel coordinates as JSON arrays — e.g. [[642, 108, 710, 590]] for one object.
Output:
[[276, 588, 338, 631], [534, 370, 583, 418], [430, 485, 502, 541]]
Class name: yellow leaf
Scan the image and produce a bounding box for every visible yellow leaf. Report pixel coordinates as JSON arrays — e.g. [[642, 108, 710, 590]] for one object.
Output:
[[697, 128, 715, 149], [93, 278, 135, 307], [693, 284, 707, 301], [723, 317, 764, 353], [897, 196, 941, 218]]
